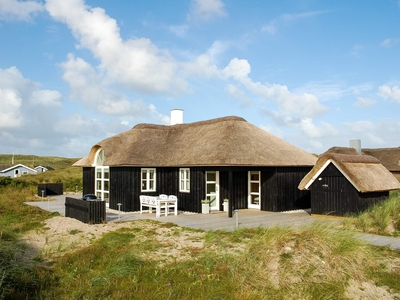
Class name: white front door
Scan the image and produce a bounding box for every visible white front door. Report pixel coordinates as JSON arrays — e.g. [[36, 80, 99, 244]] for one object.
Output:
[[206, 171, 219, 211], [248, 171, 261, 209]]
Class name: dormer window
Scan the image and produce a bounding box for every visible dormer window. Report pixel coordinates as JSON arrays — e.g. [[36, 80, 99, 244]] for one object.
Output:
[[94, 148, 106, 166]]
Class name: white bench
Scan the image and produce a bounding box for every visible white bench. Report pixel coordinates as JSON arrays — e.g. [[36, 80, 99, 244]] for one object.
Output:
[[140, 195, 178, 217]]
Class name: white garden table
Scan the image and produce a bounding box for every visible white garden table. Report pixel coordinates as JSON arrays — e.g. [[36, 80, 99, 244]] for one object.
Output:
[[139, 195, 178, 217]]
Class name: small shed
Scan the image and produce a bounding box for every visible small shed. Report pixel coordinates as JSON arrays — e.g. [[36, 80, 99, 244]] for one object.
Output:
[[298, 152, 400, 216]]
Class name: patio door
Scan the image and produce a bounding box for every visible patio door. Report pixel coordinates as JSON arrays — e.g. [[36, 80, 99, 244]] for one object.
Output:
[[248, 171, 261, 209], [206, 171, 219, 211]]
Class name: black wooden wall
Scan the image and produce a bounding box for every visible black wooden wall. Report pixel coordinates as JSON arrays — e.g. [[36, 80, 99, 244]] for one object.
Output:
[[82, 167, 95, 196], [83, 165, 312, 213], [262, 167, 311, 212], [310, 163, 389, 216]]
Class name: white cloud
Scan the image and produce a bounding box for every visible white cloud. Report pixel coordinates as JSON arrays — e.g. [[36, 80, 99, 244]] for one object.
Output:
[[0, 88, 23, 128], [378, 84, 400, 103], [380, 38, 400, 48], [46, 0, 189, 95], [262, 10, 329, 34], [297, 118, 338, 139], [353, 96, 375, 108], [53, 114, 104, 136], [225, 84, 252, 106], [60, 54, 145, 115], [168, 24, 189, 37], [187, 0, 227, 21], [0, 0, 44, 21], [224, 58, 328, 118], [261, 21, 276, 34], [0, 66, 62, 129]]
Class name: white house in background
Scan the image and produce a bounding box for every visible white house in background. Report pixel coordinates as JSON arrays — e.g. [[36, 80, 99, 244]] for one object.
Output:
[[0, 164, 37, 178], [34, 165, 54, 173]]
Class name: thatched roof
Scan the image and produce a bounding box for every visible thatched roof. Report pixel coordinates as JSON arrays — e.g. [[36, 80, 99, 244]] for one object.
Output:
[[362, 147, 400, 172], [298, 152, 400, 193], [74, 116, 317, 167]]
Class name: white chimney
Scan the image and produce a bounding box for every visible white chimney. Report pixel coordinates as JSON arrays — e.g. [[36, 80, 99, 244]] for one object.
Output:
[[350, 139, 361, 153], [170, 109, 183, 125]]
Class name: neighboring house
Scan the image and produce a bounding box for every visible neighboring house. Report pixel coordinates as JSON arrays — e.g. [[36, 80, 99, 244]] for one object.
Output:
[[74, 114, 317, 214], [298, 150, 400, 216], [0, 164, 37, 178], [362, 148, 400, 180], [34, 165, 54, 173]]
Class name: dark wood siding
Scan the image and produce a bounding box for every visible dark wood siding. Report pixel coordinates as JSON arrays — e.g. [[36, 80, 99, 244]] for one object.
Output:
[[82, 167, 95, 195], [310, 163, 389, 216], [109, 167, 138, 211], [262, 167, 311, 212], [88, 165, 312, 213]]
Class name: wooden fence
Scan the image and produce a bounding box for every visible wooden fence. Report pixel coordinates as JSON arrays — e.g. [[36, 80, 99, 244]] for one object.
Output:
[[65, 197, 106, 224], [38, 183, 63, 197]]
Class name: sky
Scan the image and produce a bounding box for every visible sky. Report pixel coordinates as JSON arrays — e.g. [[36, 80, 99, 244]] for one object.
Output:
[[0, 0, 400, 159]]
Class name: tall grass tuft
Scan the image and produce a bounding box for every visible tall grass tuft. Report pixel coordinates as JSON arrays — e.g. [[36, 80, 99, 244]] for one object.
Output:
[[345, 191, 400, 235]]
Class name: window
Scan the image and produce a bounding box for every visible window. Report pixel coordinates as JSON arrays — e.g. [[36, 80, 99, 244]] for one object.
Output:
[[179, 168, 190, 192], [95, 166, 109, 201], [93, 148, 109, 202], [141, 168, 156, 192], [248, 171, 260, 208]]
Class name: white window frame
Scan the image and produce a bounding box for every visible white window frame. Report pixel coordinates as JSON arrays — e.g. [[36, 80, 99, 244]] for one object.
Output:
[[179, 168, 190, 192], [248, 171, 261, 209], [95, 166, 109, 201], [141, 168, 156, 192]]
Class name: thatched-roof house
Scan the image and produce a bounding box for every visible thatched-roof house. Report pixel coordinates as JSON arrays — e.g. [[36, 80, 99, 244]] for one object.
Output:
[[75, 115, 317, 215], [362, 148, 400, 180], [298, 150, 400, 216]]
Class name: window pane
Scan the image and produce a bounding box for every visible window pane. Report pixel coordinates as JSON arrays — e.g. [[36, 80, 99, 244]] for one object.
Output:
[[251, 182, 259, 193], [97, 170, 102, 178], [208, 195, 216, 206], [250, 171, 259, 181], [186, 180, 190, 191], [207, 183, 216, 194], [142, 180, 147, 190], [104, 169, 109, 179], [96, 180, 102, 190], [142, 171, 147, 180], [149, 170, 154, 179], [104, 181, 109, 191], [96, 192, 102, 198], [207, 172, 216, 182], [180, 180, 184, 191], [251, 195, 260, 205]]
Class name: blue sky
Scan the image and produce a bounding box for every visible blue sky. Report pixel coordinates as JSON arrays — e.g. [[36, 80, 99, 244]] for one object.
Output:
[[0, 0, 400, 158]]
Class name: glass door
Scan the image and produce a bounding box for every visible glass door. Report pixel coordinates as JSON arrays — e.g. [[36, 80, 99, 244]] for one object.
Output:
[[248, 171, 260, 209], [206, 171, 219, 211]]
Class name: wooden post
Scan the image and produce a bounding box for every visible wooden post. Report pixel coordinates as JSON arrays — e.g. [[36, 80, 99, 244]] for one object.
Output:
[[228, 170, 233, 218]]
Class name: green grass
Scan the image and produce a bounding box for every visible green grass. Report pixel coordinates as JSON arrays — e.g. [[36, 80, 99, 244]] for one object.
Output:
[[0, 154, 82, 192], [1, 183, 400, 299], [343, 190, 400, 236]]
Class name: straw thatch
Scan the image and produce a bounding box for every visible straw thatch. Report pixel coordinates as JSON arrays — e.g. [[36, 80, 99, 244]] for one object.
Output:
[[298, 152, 400, 193], [74, 116, 317, 167], [362, 147, 400, 172]]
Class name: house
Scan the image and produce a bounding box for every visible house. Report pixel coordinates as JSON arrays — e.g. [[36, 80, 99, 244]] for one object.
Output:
[[34, 165, 54, 173], [0, 164, 37, 178], [362, 148, 400, 180], [73, 112, 317, 215], [298, 149, 400, 216]]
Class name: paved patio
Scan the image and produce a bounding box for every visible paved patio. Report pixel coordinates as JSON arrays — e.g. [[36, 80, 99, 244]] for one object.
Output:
[[25, 194, 400, 249]]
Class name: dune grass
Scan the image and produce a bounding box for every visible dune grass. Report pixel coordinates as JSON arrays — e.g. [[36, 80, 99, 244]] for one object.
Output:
[[343, 190, 400, 236], [36, 221, 400, 300], [1, 170, 400, 298]]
